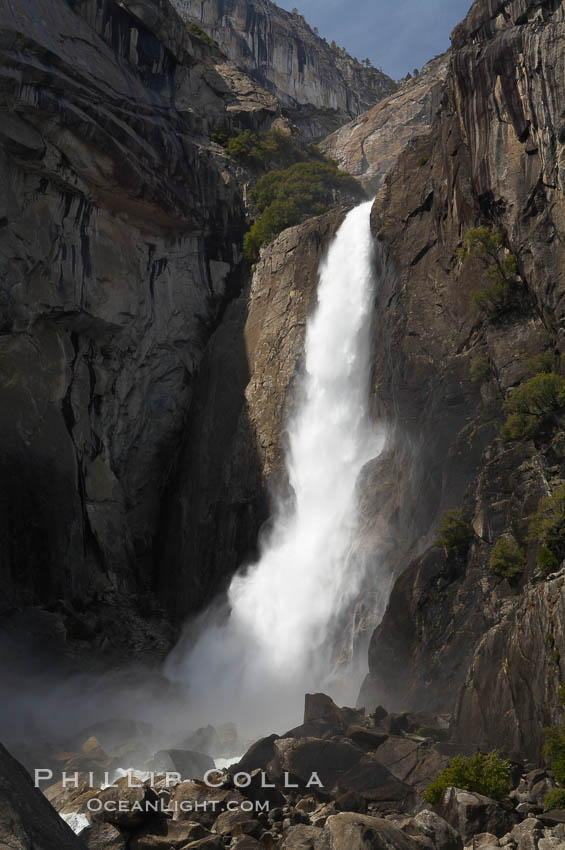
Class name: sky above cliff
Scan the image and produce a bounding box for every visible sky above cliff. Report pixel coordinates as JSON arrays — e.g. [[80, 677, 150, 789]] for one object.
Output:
[[277, 0, 472, 80]]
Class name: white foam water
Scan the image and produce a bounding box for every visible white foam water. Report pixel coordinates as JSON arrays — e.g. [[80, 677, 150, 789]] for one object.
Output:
[[166, 200, 384, 733]]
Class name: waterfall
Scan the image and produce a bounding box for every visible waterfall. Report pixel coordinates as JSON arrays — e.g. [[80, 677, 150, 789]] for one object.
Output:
[[166, 200, 384, 733]]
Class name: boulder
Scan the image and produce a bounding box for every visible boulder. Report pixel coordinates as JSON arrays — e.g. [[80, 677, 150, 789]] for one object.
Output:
[[345, 726, 389, 752], [321, 813, 421, 849], [437, 788, 518, 843], [81, 822, 127, 849], [180, 727, 222, 756], [212, 808, 259, 836], [512, 771, 555, 807], [506, 817, 545, 850], [129, 820, 210, 848], [91, 776, 161, 829], [470, 833, 500, 847], [169, 780, 246, 827], [303, 693, 365, 734], [230, 838, 265, 850], [370, 736, 449, 794], [401, 808, 463, 850], [180, 839, 224, 850], [237, 734, 280, 774], [271, 737, 416, 811], [146, 749, 215, 780], [280, 824, 323, 848], [0, 742, 86, 849]]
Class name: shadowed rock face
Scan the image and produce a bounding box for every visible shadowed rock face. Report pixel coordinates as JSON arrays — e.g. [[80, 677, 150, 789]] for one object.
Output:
[[170, 0, 396, 139], [159, 209, 346, 620], [0, 0, 275, 640], [320, 54, 450, 193], [0, 743, 85, 849], [359, 0, 565, 759]]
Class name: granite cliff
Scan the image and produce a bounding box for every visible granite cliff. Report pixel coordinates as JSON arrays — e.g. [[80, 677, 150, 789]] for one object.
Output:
[[0, 0, 285, 653], [170, 0, 396, 138], [357, 0, 565, 762]]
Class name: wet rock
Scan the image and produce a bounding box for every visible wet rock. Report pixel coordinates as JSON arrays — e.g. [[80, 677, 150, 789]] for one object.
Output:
[[147, 749, 215, 780], [181, 727, 223, 757], [438, 789, 518, 844], [0, 742, 85, 849]]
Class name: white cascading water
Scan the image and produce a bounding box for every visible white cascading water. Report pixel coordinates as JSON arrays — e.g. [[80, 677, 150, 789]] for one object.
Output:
[[166, 200, 384, 733]]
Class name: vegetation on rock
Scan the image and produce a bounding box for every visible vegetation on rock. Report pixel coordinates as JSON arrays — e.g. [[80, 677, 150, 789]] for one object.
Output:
[[529, 484, 565, 574], [424, 751, 513, 807], [500, 373, 565, 441], [213, 127, 324, 170], [528, 350, 557, 376], [543, 685, 565, 784], [544, 787, 565, 810], [537, 545, 560, 576], [488, 535, 525, 580], [243, 161, 364, 260], [187, 22, 217, 47], [435, 509, 473, 557], [457, 227, 522, 320], [470, 355, 491, 386], [212, 127, 364, 259]]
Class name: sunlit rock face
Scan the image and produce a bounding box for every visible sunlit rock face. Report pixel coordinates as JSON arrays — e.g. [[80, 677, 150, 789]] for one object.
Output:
[[320, 53, 450, 193], [171, 0, 396, 138], [360, 0, 565, 759]]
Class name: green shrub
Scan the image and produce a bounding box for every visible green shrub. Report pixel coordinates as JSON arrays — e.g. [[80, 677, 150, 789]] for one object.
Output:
[[538, 545, 560, 577], [488, 535, 525, 580], [544, 687, 565, 785], [457, 227, 521, 320], [528, 350, 556, 376], [220, 127, 324, 169], [187, 22, 216, 47], [424, 751, 513, 807], [529, 484, 565, 570], [500, 373, 565, 441], [435, 509, 473, 557], [416, 725, 448, 742], [544, 787, 565, 810], [243, 161, 364, 259], [417, 154, 429, 167], [210, 128, 229, 147], [470, 356, 491, 385]]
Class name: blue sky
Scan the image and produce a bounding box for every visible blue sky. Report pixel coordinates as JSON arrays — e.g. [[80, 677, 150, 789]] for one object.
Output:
[[277, 0, 473, 80]]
